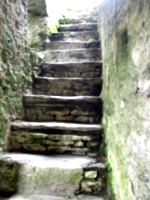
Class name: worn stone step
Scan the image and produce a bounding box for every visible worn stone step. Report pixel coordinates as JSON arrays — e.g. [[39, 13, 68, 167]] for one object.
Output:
[[40, 61, 102, 78], [32, 77, 102, 96], [11, 121, 102, 131], [43, 49, 101, 62], [58, 23, 97, 32], [77, 195, 104, 200], [59, 16, 97, 24], [46, 41, 100, 50], [1, 153, 96, 197], [23, 95, 102, 123], [6, 194, 77, 200], [8, 128, 102, 155], [49, 31, 99, 42], [6, 194, 105, 200]]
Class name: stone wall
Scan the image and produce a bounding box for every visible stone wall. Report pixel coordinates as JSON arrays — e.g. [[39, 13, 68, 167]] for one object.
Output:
[[99, 0, 150, 199], [27, 0, 48, 51], [0, 0, 33, 150]]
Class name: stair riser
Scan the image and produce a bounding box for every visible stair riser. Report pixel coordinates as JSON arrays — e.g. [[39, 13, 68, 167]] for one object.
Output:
[[49, 31, 98, 42], [58, 23, 97, 32], [8, 130, 101, 155], [40, 63, 102, 78], [32, 78, 102, 96], [46, 42, 100, 50], [43, 50, 101, 62], [23, 105, 102, 123], [15, 165, 82, 196], [59, 17, 97, 24]]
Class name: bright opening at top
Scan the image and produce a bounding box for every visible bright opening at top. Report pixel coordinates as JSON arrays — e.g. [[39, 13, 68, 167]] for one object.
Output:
[[46, 0, 100, 27]]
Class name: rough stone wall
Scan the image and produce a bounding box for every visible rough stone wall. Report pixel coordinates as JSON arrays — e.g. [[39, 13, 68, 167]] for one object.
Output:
[[0, 0, 32, 150], [27, 0, 48, 51], [99, 0, 150, 199]]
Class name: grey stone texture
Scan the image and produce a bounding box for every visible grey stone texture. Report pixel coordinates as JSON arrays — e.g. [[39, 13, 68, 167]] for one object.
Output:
[[32, 77, 102, 96], [0, 160, 20, 197], [100, 0, 150, 199], [27, 0, 48, 51], [1, 153, 96, 197], [22, 95, 102, 123], [49, 31, 99, 43], [3, 4, 105, 199], [11, 121, 102, 132], [8, 129, 101, 155], [43, 49, 101, 63], [40, 62, 102, 78], [0, 0, 33, 150], [58, 23, 97, 32]]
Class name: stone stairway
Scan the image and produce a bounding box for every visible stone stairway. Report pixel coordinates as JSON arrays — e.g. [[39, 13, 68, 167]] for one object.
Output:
[[1, 8, 106, 200]]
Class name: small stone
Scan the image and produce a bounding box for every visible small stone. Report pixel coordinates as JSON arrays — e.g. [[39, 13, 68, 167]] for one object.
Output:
[[84, 171, 97, 178], [23, 144, 46, 152]]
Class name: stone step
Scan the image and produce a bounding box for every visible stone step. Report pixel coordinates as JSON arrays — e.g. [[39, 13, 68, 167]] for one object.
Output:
[[23, 95, 103, 123], [6, 194, 77, 200], [32, 77, 102, 96], [1, 153, 99, 197], [6, 194, 105, 200], [58, 23, 97, 32], [47, 41, 100, 50], [8, 128, 102, 155], [49, 31, 98, 42], [11, 121, 102, 131], [59, 16, 97, 24], [39, 61, 102, 78], [43, 49, 101, 62]]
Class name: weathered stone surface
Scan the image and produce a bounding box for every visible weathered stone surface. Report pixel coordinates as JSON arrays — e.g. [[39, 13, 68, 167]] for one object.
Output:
[[100, 0, 150, 199], [84, 171, 97, 179], [8, 130, 100, 154], [28, 0, 47, 16], [0, 0, 32, 150], [80, 179, 103, 194], [49, 31, 98, 42], [27, 14, 48, 51], [59, 16, 97, 24], [8, 194, 77, 200], [11, 121, 102, 132], [58, 23, 97, 32], [32, 77, 102, 96], [77, 195, 104, 200], [23, 95, 102, 123], [43, 49, 101, 62], [1, 153, 95, 196], [0, 160, 20, 197], [40, 62, 102, 78], [46, 41, 100, 50]]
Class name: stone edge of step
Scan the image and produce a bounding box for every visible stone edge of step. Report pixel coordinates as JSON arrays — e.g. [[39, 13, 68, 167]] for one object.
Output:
[[11, 121, 102, 131], [44, 48, 101, 53], [23, 95, 102, 103], [34, 77, 103, 81], [41, 61, 102, 66]]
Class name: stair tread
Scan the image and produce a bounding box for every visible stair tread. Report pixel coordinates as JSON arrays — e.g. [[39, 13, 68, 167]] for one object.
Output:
[[34, 77, 102, 80], [49, 31, 98, 42], [42, 61, 102, 65], [6, 194, 104, 200], [6, 194, 77, 200], [46, 48, 100, 52], [2, 153, 96, 169], [23, 95, 101, 103], [58, 23, 97, 31], [11, 121, 102, 131]]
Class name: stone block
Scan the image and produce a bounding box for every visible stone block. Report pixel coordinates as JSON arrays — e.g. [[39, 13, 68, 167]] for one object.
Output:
[[84, 171, 97, 179], [0, 160, 20, 197]]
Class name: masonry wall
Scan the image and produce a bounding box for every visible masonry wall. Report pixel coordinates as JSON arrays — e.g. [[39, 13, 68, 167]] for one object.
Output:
[[99, 0, 150, 199], [0, 0, 32, 150]]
